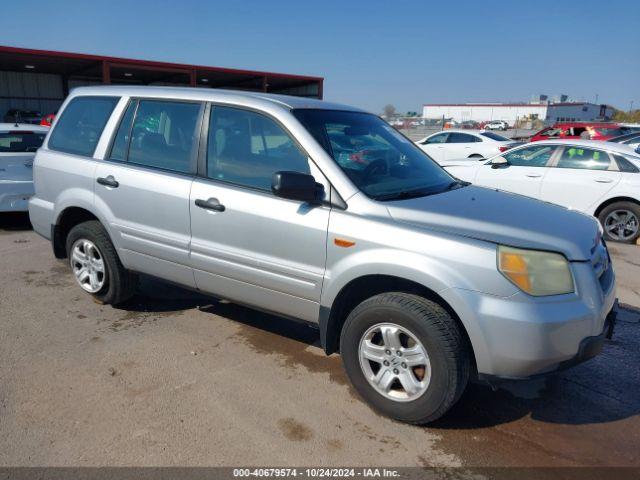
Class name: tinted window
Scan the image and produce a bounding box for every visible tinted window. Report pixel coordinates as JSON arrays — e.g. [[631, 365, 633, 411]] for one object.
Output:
[[109, 100, 137, 162], [0, 131, 46, 152], [501, 145, 555, 167], [207, 106, 310, 191], [128, 100, 201, 173], [480, 131, 509, 141], [613, 154, 640, 173], [49, 96, 118, 156], [447, 133, 478, 143], [424, 133, 448, 144], [557, 147, 610, 170], [293, 109, 456, 200], [595, 127, 625, 137]]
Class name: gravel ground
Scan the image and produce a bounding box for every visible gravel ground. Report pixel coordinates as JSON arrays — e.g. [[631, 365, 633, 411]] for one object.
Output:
[[0, 212, 638, 468]]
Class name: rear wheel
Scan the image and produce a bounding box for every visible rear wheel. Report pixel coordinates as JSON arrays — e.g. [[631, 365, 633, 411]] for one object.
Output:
[[66, 221, 136, 304], [598, 201, 640, 244], [340, 292, 469, 424]]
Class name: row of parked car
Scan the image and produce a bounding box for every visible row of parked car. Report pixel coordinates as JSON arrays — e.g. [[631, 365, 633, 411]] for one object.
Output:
[[414, 123, 640, 243]]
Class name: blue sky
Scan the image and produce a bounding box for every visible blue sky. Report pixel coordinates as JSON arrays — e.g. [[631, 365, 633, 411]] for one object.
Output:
[[1, 0, 638, 113]]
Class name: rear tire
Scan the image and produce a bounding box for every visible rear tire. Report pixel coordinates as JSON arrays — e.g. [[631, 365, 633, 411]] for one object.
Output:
[[598, 201, 640, 244], [66, 220, 136, 305], [340, 292, 469, 425]]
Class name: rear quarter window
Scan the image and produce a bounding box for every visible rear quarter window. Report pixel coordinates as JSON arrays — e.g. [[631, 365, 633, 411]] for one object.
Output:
[[48, 96, 119, 156]]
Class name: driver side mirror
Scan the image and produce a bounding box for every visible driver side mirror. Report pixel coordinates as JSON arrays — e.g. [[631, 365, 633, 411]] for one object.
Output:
[[271, 171, 324, 204], [491, 157, 510, 169]]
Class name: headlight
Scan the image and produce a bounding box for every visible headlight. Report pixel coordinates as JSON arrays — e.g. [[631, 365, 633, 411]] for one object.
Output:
[[497, 246, 574, 296]]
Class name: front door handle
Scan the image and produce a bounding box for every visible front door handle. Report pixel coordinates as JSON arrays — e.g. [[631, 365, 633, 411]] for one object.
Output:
[[594, 178, 614, 183], [525, 173, 542, 178], [195, 198, 225, 212], [97, 175, 119, 188]]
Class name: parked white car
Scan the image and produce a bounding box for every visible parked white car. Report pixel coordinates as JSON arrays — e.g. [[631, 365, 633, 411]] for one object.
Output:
[[445, 140, 640, 243], [0, 123, 49, 212], [484, 120, 509, 131], [415, 129, 521, 164]]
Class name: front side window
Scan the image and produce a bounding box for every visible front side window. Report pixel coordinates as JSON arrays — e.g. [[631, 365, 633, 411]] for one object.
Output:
[[0, 131, 46, 152], [48, 96, 119, 156], [500, 145, 556, 167], [293, 109, 456, 200], [424, 133, 448, 144], [128, 100, 201, 173], [556, 147, 610, 170], [207, 106, 310, 191]]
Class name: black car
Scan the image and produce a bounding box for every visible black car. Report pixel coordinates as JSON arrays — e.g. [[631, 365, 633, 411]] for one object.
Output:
[[3, 109, 42, 125]]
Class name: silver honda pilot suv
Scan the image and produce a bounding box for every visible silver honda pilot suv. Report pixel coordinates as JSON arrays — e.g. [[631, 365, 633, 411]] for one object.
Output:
[[29, 86, 617, 424]]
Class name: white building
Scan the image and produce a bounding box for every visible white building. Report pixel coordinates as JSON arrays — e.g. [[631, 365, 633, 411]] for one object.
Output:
[[422, 101, 614, 125]]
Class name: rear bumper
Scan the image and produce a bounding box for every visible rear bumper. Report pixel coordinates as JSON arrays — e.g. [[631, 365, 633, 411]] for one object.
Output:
[[0, 180, 34, 212]]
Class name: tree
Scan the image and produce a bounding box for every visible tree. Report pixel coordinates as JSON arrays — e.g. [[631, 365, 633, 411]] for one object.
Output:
[[383, 104, 396, 119], [613, 109, 640, 123]]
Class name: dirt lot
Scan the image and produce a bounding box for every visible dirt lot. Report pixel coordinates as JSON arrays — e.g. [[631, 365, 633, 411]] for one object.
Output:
[[1, 212, 639, 468]]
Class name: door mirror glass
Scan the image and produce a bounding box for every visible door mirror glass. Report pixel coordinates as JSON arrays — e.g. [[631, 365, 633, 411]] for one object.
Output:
[[272, 171, 323, 204]]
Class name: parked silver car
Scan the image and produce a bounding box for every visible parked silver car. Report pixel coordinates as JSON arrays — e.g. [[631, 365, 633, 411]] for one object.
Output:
[[0, 123, 48, 212], [30, 86, 617, 424]]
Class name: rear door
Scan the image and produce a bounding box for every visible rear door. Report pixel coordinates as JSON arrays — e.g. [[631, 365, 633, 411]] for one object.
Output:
[[94, 98, 203, 287], [539, 146, 621, 211], [473, 144, 558, 199], [189, 105, 330, 322], [444, 132, 480, 160]]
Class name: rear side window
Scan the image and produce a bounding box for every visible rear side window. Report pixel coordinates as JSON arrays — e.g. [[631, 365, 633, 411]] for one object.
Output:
[[48, 96, 119, 156], [424, 133, 448, 144], [613, 154, 640, 173], [0, 131, 46, 152], [447, 133, 479, 143], [109, 100, 137, 162], [480, 132, 509, 141], [557, 147, 610, 170], [127, 100, 201, 173]]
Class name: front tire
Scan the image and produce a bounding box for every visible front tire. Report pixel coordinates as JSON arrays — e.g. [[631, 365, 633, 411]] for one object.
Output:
[[598, 201, 640, 244], [66, 220, 136, 304], [340, 293, 469, 424]]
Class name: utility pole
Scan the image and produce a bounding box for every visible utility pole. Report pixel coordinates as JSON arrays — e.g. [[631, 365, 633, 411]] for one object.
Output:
[[595, 93, 599, 104], [630, 100, 635, 112]]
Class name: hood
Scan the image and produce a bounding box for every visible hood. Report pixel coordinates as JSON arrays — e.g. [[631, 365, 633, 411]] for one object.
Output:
[[386, 185, 599, 261]]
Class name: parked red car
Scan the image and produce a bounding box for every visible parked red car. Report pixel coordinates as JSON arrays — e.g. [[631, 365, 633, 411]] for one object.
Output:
[[530, 122, 627, 142]]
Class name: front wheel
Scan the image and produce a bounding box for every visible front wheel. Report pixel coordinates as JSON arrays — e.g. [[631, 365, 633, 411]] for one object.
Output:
[[340, 293, 469, 424], [598, 202, 640, 244], [66, 220, 136, 304]]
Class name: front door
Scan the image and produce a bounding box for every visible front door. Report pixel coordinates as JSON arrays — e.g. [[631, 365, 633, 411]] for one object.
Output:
[[540, 145, 621, 211], [189, 105, 330, 322], [473, 143, 558, 199]]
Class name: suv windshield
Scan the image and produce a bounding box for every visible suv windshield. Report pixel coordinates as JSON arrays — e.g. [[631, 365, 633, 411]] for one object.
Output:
[[293, 109, 458, 200]]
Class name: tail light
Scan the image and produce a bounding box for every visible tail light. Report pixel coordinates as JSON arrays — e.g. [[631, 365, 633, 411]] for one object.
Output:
[[40, 114, 55, 127], [498, 145, 511, 152]]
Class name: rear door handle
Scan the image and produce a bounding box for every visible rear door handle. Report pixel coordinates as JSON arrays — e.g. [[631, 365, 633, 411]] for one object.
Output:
[[525, 173, 542, 178], [97, 175, 119, 188], [594, 178, 614, 183], [195, 198, 225, 212]]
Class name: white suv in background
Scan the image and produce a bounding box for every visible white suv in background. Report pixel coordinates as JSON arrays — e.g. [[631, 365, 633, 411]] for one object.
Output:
[[415, 129, 521, 164], [484, 120, 509, 131], [445, 140, 640, 243]]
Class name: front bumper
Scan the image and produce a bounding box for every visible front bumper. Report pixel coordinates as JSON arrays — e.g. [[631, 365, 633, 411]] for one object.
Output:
[[0, 180, 34, 212], [440, 260, 617, 379], [477, 301, 617, 384]]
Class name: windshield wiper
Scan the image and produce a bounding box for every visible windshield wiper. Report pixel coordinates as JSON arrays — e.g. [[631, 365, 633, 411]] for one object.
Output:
[[374, 188, 436, 201]]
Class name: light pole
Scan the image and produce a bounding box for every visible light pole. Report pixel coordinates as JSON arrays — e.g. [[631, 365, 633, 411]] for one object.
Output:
[[631, 100, 635, 112]]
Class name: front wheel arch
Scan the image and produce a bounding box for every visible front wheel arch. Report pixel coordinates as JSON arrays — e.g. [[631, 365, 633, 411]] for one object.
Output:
[[320, 274, 476, 371]]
